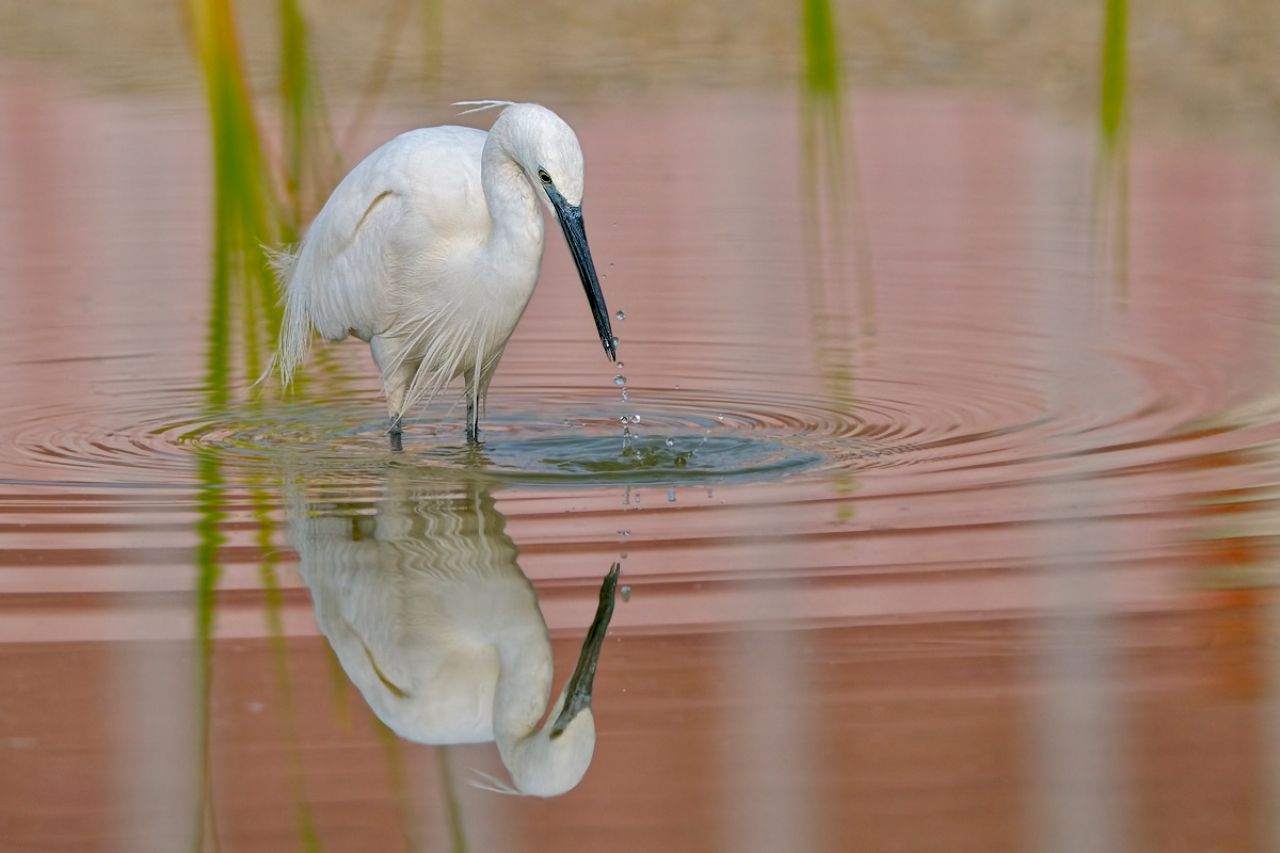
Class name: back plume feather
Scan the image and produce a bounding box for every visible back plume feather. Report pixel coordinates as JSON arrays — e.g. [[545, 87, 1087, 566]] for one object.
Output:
[[453, 99, 516, 116]]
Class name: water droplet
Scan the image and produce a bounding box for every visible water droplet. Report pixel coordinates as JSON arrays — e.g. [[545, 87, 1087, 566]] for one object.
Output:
[[623, 487, 631, 506], [617, 529, 631, 538], [621, 585, 632, 603], [615, 310, 626, 321], [629, 414, 641, 423], [664, 437, 675, 447], [667, 488, 676, 502], [615, 361, 624, 370], [621, 389, 629, 401], [611, 336, 620, 347], [614, 374, 626, 386], [608, 261, 615, 268], [674, 453, 688, 467], [618, 415, 629, 425]]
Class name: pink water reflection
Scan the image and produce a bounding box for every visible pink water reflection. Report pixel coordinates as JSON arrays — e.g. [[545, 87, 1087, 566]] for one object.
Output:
[[0, 79, 1278, 851]]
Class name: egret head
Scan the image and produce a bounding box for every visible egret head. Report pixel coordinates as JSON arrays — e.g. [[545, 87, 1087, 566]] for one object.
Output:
[[491, 102, 617, 362], [490, 562, 620, 797], [488, 103, 586, 205], [500, 700, 598, 797]]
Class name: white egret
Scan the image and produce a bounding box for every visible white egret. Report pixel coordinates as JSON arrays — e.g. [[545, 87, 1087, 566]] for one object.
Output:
[[271, 101, 617, 450], [288, 470, 619, 796]]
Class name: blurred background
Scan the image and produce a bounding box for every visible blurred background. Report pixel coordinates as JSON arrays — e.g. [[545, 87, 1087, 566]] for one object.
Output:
[[1, 1, 1279, 851]]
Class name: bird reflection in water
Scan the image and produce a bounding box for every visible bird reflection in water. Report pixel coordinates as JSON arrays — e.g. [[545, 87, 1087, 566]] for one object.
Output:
[[288, 468, 619, 796]]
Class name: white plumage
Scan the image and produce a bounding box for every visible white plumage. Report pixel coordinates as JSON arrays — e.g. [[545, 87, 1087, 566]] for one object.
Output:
[[287, 469, 619, 796], [271, 102, 616, 447]]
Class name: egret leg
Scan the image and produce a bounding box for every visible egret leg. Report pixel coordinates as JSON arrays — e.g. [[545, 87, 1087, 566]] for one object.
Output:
[[465, 396, 480, 445], [388, 413, 403, 452], [371, 336, 415, 452]]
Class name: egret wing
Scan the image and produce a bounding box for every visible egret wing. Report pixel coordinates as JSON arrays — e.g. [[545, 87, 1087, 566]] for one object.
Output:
[[273, 126, 487, 387]]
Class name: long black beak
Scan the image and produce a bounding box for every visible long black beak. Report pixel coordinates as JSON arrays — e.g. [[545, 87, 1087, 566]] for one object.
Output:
[[551, 562, 620, 737], [548, 187, 616, 362]]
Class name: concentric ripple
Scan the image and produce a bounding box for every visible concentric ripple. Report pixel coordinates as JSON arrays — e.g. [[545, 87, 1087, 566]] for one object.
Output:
[[5, 328, 1278, 494]]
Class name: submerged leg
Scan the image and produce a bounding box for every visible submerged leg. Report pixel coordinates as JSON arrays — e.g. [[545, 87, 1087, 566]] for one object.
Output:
[[465, 396, 480, 445], [465, 359, 499, 447], [465, 360, 486, 446], [388, 413, 403, 452], [371, 336, 416, 453]]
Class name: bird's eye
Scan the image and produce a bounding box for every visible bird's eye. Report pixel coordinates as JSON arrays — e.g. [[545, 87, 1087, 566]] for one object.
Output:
[[538, 169, 552, 184]]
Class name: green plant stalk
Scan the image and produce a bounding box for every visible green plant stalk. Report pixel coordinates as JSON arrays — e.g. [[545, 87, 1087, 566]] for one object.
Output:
[[437, 748, 471, 853], [254, 487, 321, 852], [1095, 0, 1130, 294], [194, 450, 225, 853], [799, 0, 866, 514], [186, 4, 283, 847], [188, 0, 282, 396], [1099, 0, 1128, 145], [279, 0, 309, 238], [374, 720, 428, 851]]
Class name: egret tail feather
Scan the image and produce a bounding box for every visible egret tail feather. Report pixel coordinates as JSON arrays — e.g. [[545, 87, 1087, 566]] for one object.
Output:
[[266, 243, 312, 389]]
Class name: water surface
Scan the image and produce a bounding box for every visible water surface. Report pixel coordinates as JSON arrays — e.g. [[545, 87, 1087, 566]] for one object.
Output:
[[2, 29, 1280, 853]]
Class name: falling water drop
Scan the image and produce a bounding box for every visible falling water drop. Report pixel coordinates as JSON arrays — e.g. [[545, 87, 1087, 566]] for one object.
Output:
[[618, 415, 629, 425], [614, 375, 627, 386], [664, 437, 675, 448], [621, 389, 629, 401], [615, 361, 624, 370], [615, 309, 626, 321], [621, 585, 632, 603], [667, 488, 676, 502]]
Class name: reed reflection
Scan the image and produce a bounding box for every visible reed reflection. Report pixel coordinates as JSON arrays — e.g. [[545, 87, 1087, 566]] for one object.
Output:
[[287, 468, 619, 797], [798, 0, 867, 519]]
